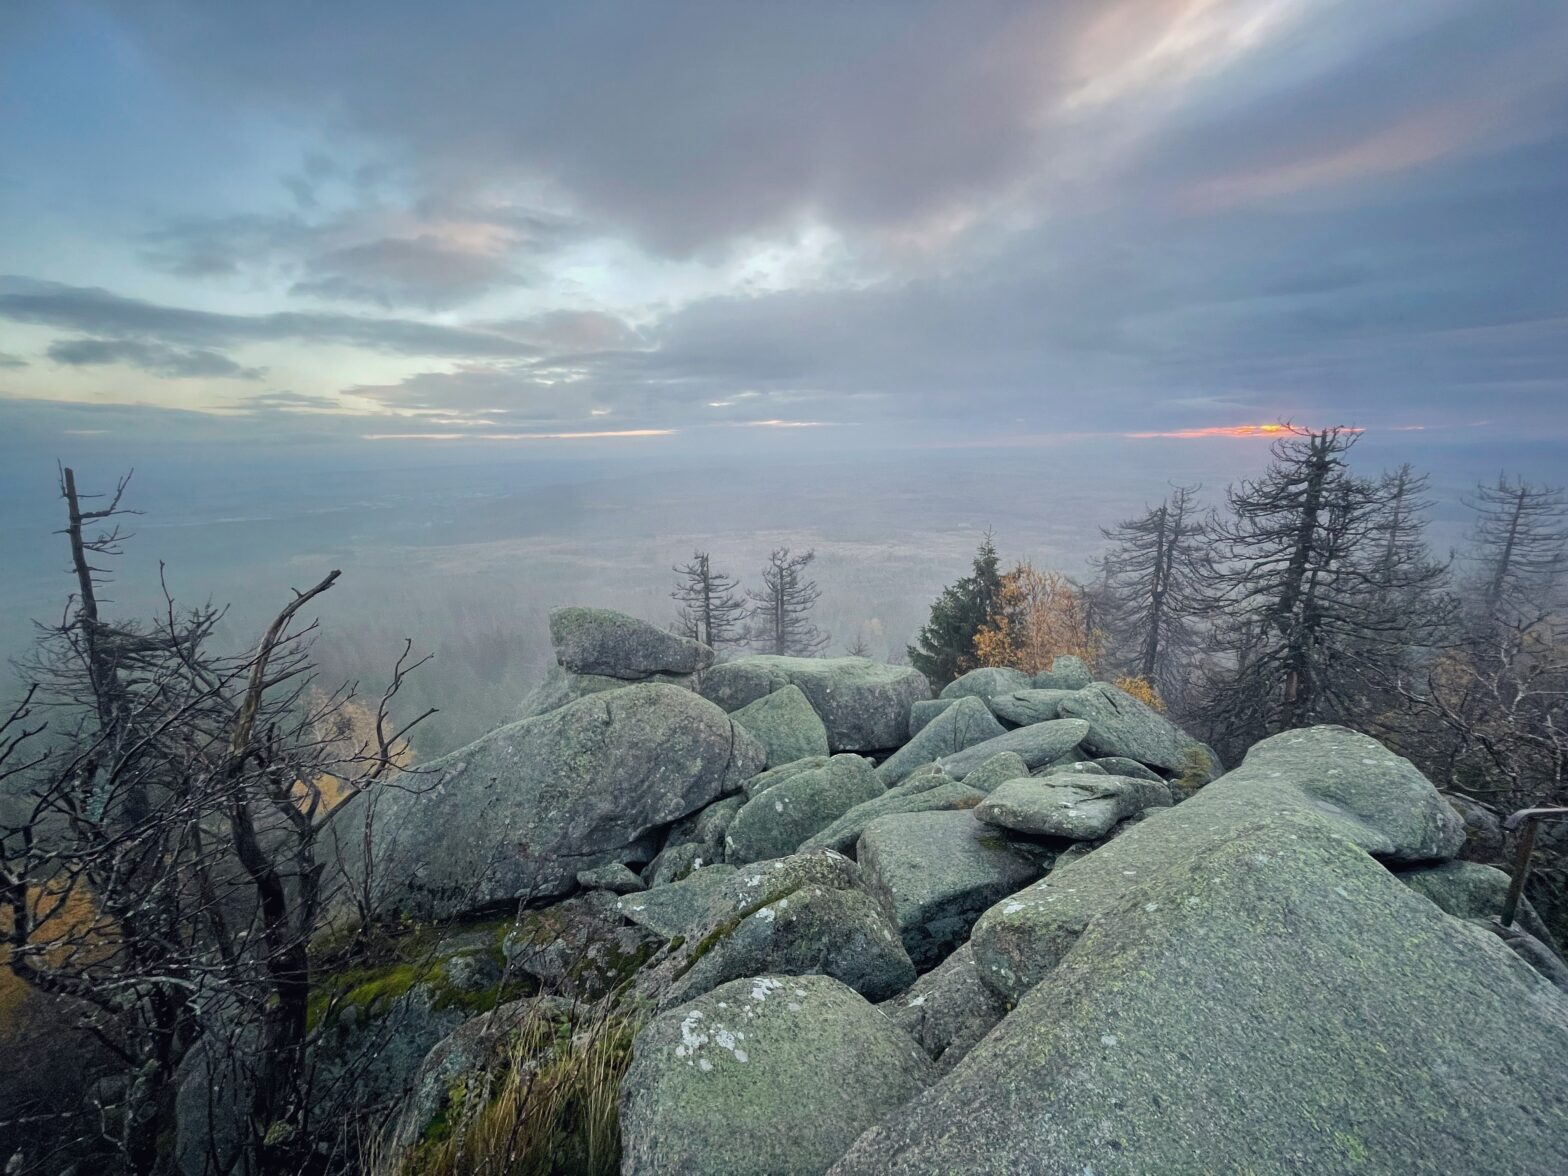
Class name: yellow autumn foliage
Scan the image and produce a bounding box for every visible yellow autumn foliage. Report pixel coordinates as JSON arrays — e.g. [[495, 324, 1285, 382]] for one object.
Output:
[[973, 563, 1103, 675]]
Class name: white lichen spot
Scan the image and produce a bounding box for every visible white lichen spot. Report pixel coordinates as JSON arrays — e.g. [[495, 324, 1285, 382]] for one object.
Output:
[[755, 906, 777, 924], [787, 1002, 802, 1012], [745, 874, 763, 888], [1002, 901, 1025, 915], [1143, 902, 1159, 913], [1100, 1033, 1118, 1048], [750, 977, 783, 1003], [906, 994, 927, 1008], [734, 1049, 749, 1063], [697, 1058, 713, 1072], [1185, 896, 1200, 906], [774, 800, 785, 813]]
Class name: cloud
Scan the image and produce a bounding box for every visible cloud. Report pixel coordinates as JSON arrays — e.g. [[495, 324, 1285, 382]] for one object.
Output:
[[0, 277, 541, 358], [0, 351, 26, 369], [142, 202, 581, 308], [47, 337, 264, 379]]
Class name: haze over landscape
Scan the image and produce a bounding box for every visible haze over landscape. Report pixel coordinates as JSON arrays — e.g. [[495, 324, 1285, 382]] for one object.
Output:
[[4, 1, 1565, 748], [4, 6, 1568, 1175]]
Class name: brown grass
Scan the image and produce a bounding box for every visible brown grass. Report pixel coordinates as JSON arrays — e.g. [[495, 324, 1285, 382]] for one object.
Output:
[[383, 998, 643, 1176]]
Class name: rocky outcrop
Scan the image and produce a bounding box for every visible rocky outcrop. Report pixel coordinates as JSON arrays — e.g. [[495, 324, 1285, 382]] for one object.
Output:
[[873, 696, 1005, 785], [334, 683, 765, 918], [974, 774, 1172, 840], [986, 687, 1076, 726], [549, 605, 714, 678], [729, 684, 830, 768], [856, 810, 1048, 969], [621, 974, 935, 1176], [799, 777, 984, 856], [1058, 681, 1220, 780], [938, 666, 1031, 701], [878, 944, 1008, 1073], [699, 656, 930, 752], [1029, 655, 1093, 690], [934, 717, 1090, 779], [834, 727, 1568, 1175], [724, 755, 883, 864]]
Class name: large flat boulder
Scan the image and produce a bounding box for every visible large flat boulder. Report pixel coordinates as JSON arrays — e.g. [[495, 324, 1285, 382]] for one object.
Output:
[[834, 763, 1568, 1175], [700, 656, 931, 752], [622, 974, 936, 1176], [874, 696, 1006, 785], [856, 810, 1047, 970], [934, 718, 1090, 779], [729, 684, 830, 768], [799, 778, 984, 856], [974, 775, 1172, 841], [1058, 682, 1220, 779], [549, 605, 714, 678], [987, 688, 1077, 726], [334, 683, 765, 918], [725, 755, 884, 864], [938, 666, 1031, 701]]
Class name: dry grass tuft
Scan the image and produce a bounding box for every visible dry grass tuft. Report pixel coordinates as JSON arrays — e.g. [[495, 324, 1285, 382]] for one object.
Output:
[[384, 998, 642, 1176]]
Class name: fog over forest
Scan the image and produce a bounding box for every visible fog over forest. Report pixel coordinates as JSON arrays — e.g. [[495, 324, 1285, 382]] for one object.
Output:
[[2, 429, 1555, 756]]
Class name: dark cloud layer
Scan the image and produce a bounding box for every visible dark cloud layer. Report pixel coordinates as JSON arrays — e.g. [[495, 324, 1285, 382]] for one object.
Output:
[[2, 1, 1566, 442]]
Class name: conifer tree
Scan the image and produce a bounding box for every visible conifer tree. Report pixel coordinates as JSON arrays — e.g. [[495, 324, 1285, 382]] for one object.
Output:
[[671, 550, 747, 648], [1197, 427, 1447, 756], [1096, 485, 1207, 707], [748, 547, 829, 656], [907, 534, 1004, 685]]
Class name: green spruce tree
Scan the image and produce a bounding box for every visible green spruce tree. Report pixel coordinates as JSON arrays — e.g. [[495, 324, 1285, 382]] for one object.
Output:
[[907, 533, 1004, 686]]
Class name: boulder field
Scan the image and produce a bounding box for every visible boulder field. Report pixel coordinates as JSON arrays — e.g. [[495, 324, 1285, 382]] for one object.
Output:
[[231, 608, 1567, 1176]]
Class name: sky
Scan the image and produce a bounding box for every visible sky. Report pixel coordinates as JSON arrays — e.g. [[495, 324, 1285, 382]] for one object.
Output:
[[1, 0, 1566, 454]]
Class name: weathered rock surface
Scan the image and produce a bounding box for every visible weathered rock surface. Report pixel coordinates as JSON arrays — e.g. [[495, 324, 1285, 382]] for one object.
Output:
[[1059, 682, 1220, 780], [874, 696, 1005, 785], [519, 663, 692, 719], [1091, 755, 1164, 782], [647, 795, 745, 884], [970, 725, 1468, 1005], [549, 605, 714, 678], [799, 779, 984, 856], [699, 656, 930, 752], [726, 755, 883, 864], [987, 687, 1077, 726], [655, 881, 915, 1010], [835, 775, 1568, 1175], [1029, 655, 1093, 690], [939, 666, 1031, 701], [502, 892, 662, 999], [336, 683, 765, 918], [958, 751, 1030, 795], [622, 851, 862, 944], [975, 774, 1172, 840], [622, 974, 935, 1176], [934, 718, 1090, 779], [878, 944, 1008, 1073], [857, 811, 1047, 969], [730, 684, 830, 768], [618, 864, 739, 938], [907, 697, 957, 734], [576, 862, 646, 894]]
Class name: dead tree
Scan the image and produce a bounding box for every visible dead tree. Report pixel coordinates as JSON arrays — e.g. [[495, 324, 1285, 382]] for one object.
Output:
[[0, 470, 431, 1175], [748, 548, 829, 656], [671, 552, 746, 648]]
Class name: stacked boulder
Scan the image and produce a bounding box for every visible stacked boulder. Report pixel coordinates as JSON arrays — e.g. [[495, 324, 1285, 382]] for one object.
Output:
[[263, 613, 1568, 1176]]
